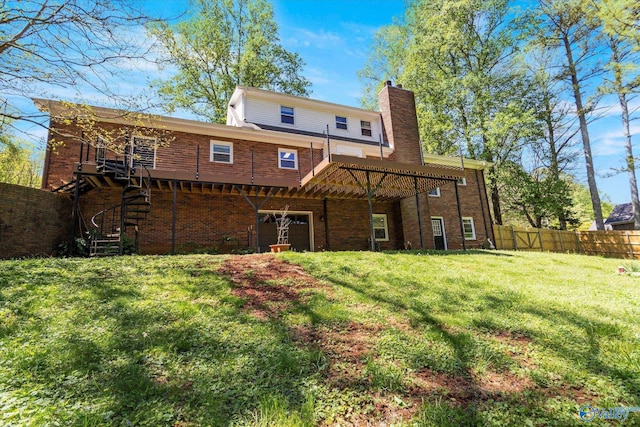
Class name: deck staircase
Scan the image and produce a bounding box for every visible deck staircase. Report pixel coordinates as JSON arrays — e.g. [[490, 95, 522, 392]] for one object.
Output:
[[90, 163, 151, 256]]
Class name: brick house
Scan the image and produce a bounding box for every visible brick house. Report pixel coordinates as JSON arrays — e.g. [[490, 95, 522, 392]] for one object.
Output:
[[36, 81, 493, 255]]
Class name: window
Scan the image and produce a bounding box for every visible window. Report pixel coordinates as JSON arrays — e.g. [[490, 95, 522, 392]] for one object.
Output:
[[372, 214, 389, 241], [457, 177, 467, 186], [281, 106, 294, 125], [278, 148, 298, 169], [428, 187, 441, 197], [131, 135, 156, 169], [210, 141, 233, 164], [336, 116, 348, 130], [462, 217, 476, 240], [361, 120, 372, 137]]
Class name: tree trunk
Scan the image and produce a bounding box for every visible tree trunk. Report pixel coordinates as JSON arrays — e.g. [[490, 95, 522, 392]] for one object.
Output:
[[562, 33, 604, 229], [611, 39, 640, 230], [490, 172, 503, 225]]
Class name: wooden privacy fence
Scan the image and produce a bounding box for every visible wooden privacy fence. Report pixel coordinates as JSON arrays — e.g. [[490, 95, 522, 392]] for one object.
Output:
[[493, 225, 640, 259]]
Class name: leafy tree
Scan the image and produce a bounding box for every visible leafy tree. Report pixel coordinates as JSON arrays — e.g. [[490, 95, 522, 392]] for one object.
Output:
[[149, 0, 311, 123], [357, 22, 408, 111], [397, 0, 537, 224], [0, 0, 162, 133], [0, 131, 43, 187], [525, 0, 606, 229], [499, 162, 577, 229], [518, 48, 580, 229], [594, 0, 640, 229]]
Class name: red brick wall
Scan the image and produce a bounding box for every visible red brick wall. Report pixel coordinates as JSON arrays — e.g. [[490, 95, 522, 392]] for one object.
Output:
[[400, 193, 435, 250], [0, 183, 72, 258], [43, 118, 324, 190], [79, 188, 404, 254], [426, 169, 494, 249]]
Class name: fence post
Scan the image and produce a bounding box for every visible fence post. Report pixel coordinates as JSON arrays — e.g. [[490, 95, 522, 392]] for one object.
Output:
[[558, 230, 564, 252], [538, 228, 544, 252], [576, 231, 582, 254], [512, 226, 518, 250], [626, 231, 635, 259], [498, 225, 504, 249]]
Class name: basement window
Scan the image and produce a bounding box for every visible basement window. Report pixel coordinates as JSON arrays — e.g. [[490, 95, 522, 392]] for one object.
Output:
[[373, 214, 389, 241], [210, 141, 233, 164], [361, 120, 372, 137], [428, 187, 441, 197], [281, 106, 294, 125], [462, 217, 476, 240], [278, 148, 298, 170], [457, 177, 467, 186]]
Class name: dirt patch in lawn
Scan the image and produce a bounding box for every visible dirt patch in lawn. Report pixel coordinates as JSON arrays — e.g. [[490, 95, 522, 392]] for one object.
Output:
[[216, 254, 593, 424], [218, 254, 327, 320]]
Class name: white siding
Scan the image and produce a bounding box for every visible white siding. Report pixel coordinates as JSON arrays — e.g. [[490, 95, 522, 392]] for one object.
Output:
[[243, 97, 382, 143]]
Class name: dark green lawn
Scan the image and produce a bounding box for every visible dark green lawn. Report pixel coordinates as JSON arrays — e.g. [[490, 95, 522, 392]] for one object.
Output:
[[0, 250, 638, 426]]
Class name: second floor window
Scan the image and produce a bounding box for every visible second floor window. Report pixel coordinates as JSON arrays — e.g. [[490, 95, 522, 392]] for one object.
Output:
[[361, 120, 372, 137], [281, 106, 294, 125], [336, 116, 347, 130], [210, 141, 233, 164], [278, 148, 298, 169]]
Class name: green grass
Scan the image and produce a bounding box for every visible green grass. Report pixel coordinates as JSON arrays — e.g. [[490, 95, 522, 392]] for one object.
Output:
[[0, 250, 639, 426]]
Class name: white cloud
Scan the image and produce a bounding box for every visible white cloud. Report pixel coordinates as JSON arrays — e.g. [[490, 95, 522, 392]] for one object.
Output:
[[288, 28, 342, 49]]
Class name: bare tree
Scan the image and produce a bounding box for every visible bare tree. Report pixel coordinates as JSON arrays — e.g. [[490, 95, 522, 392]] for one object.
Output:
[[0, 0, 168, 137]]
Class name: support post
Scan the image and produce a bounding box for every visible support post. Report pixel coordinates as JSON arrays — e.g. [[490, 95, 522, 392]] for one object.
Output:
[[454, 181, 466, 250], [70, 176, 81, 254], [366, 171, 376, 251], [558, 230, 565, 252], [238, 186, 276, 253], [323, 198, 330, 251], [627, 231, 635, 259], [414, 176, 424, 249], [326, 125, 331, 161], [346, 169, 388, 252], [172, 181, 177, 254], [310, 142, 315, 176], [512, 226, 518, 250]]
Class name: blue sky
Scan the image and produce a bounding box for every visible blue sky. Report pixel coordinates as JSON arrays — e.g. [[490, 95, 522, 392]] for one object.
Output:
[[16, 0, 639, 206]]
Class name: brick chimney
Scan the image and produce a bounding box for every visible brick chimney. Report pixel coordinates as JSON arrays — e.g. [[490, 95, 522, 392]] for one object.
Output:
[[379, 81, 434, 249], [378, 81, 422, 165]]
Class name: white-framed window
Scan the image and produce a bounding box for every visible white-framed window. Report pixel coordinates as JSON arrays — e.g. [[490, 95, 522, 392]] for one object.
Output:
[[336, 115, 348, 130], [462, 217, 476, 240], [131, 135, 157, 169], [210, 141, 233, 164], [278, 148, 298, 170], [457, 177, 467, 186], [373, 214, 389, 241], [281, 106, 294, 125], [428, 187, 441, 197], [361, 120, 372, 137]]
